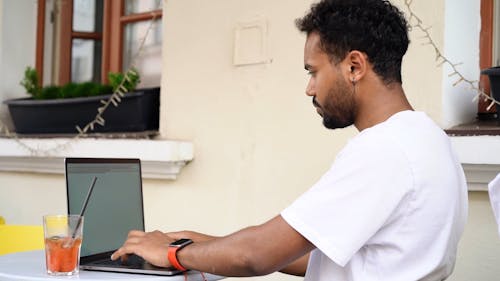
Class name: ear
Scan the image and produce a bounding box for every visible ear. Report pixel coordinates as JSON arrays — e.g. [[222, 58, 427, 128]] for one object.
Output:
[[345, 51, 367, 83]]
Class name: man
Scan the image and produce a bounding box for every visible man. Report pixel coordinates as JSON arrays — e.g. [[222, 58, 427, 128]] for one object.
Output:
[[111, 0, 468, 280]]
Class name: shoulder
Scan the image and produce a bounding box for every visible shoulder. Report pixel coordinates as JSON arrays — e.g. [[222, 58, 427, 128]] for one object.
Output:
[[341, 111, 448, 162]]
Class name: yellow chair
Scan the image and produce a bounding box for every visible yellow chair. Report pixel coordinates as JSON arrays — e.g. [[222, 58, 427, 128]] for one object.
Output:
[[0, 216, 44, 255]]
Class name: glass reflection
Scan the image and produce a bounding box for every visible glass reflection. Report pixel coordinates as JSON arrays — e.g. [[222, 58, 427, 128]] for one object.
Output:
[[73, 0, 103, 33], [123, 19, 162, 87], [125, 0, 162, 15], [72, 39, 102, 83]]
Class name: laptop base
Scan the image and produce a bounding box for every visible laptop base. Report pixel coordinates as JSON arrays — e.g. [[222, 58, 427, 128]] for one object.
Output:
[[81, 254, 183, 276]]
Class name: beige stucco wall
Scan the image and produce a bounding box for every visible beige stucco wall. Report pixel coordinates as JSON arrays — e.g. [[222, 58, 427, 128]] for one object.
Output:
[[1, 0, 499, 280], [400, 0, 445, 124], [0, 0, 37, 130], [450, 192, 500, 281]]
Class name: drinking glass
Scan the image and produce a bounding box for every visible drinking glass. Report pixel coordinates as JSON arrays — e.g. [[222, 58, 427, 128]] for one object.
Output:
[[43, 215, 83, 276]]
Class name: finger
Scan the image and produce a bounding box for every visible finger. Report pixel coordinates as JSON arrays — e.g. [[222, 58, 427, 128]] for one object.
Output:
[[111, 245, 138, 261], [110, 248, 122, 261], [111, 234, 146, 261], [111, 248, 128, 261], [110, 252, 130, 263], [120, 254, 129, 264]]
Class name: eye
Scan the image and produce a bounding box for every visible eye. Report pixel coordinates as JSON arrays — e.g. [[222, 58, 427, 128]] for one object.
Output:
[[307, 70, 316, 76]]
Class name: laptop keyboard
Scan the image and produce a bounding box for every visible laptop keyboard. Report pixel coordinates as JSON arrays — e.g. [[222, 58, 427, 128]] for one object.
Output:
[[95, 254, 146, 269], [93, 254, 178, 271]]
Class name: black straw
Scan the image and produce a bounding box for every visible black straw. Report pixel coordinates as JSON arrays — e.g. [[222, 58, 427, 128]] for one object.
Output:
[[72, 176, 98, 239]]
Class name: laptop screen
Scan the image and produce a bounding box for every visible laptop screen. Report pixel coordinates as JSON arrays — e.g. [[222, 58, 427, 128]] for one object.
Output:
[[65, 158, 144, 257]]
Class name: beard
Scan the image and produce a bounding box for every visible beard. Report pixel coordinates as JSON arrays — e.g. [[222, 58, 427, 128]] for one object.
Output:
[[313, 77, 356, 130]]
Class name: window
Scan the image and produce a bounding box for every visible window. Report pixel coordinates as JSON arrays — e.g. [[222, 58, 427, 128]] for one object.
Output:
[[35, 0, 162, 88], [71, 0, 103, 83]]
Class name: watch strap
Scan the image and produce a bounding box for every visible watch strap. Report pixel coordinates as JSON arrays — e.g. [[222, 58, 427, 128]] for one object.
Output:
[[167, 239, 193, 271]]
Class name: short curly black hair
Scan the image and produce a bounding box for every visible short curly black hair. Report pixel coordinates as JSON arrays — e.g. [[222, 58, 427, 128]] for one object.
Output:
[[296, 0, 409, 84]]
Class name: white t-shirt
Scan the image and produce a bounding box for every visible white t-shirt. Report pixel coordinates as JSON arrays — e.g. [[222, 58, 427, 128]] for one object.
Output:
[[281, 111, 468, 281]]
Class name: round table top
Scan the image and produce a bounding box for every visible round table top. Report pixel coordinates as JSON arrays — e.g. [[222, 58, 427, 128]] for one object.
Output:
[[0, 250, 223, 281]]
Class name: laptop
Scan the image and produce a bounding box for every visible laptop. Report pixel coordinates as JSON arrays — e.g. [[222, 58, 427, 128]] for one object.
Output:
[[65, 157, 183, 276]]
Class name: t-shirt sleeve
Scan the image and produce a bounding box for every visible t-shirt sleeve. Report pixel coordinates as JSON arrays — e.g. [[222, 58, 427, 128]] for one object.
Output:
[[281, 138, 413, 267]]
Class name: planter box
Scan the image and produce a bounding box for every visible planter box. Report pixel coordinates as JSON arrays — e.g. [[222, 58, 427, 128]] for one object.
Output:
[[4, 87, 160, 134], [481, 66, 500, 124]]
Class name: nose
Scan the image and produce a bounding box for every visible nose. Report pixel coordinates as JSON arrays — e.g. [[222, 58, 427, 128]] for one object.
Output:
[[305, 79, 315, 97]]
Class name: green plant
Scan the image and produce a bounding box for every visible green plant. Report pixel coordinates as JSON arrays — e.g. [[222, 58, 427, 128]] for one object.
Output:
[[39, 85, 60, 100], [108, 68, 141, 93], [20, 67, 41, 98], [59, 82, 113, 99], [20, 67, 136, 100]]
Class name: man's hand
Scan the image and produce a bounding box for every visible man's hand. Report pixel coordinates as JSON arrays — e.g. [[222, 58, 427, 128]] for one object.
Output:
[[110, 230, 174, 267]]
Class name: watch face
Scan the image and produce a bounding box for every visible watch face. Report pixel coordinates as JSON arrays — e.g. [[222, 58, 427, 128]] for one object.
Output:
[[171, 238, 192, 247]]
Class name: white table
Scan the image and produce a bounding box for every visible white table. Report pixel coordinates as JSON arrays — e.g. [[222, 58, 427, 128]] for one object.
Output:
[[0, 251, 223, 281]]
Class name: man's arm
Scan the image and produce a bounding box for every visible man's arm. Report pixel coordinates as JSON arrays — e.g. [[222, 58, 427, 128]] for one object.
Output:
[[169, 227, 309, 276], [111, 215, 314, 277], [279, 253, 309, 277]]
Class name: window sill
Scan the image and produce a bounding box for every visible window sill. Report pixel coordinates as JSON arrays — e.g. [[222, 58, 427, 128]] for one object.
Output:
[[0, 138, 193, 179], [449, 134, 500, 191], [445, 119, 500, 136]]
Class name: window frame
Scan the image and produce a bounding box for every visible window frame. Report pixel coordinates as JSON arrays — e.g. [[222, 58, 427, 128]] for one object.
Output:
[[35, 0, 162, 86], [479, 0, 495, 115], [495, 0, 500, 66]]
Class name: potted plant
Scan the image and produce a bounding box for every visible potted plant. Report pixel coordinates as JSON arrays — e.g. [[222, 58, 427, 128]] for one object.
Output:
[[3, 67, 159, 134]]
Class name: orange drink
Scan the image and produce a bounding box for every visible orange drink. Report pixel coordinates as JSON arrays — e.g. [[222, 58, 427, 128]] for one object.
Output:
[[43, 215, 83, 276], [45, 236, 82, 274]]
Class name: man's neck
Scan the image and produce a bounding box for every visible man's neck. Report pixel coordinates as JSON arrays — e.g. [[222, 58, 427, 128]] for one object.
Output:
[[354, 81, 413, 131]]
